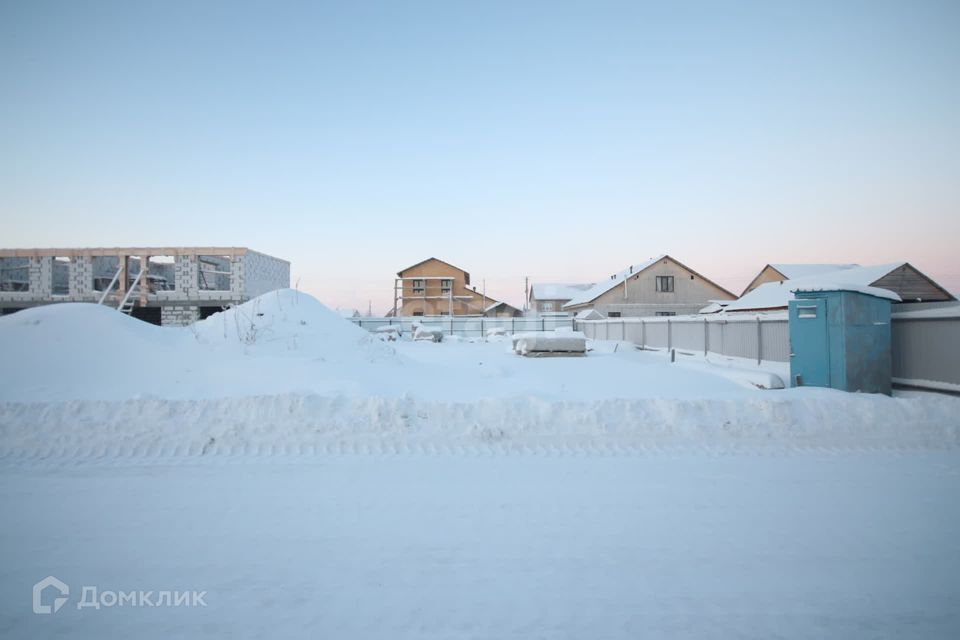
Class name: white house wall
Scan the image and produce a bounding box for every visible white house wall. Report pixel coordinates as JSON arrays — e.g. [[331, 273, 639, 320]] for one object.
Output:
[[569, 259, 734, 317]]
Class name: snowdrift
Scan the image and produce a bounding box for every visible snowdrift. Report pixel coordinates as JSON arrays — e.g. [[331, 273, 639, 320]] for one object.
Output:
[[1, 390, 959, 460], [0, 290, 396, 402]]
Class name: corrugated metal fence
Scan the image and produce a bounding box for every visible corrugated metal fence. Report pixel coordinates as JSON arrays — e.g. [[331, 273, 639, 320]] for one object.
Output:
[[890, 310, 960, 392], [576, 310, 960, 392], [351, 309, 959, 392], [574, 314, 790, 363]]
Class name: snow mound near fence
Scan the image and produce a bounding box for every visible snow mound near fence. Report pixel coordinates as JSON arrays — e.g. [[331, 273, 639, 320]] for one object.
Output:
[[1, 390, 958, 460], [191, 288, 396, 362]]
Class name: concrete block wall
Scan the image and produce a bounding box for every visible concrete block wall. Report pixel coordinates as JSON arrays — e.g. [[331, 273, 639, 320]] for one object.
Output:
[[243, 250, 290, 298], [1, 248, 290, 319], [161, 305, 200, 326]]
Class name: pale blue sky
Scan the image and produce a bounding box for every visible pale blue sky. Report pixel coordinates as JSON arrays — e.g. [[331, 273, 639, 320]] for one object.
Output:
[[2, 0, 958, 311]]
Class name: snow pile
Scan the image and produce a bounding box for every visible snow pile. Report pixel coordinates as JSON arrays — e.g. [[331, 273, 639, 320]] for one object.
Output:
[[191, 289, 396, 360], [0, 290, 397, 401]]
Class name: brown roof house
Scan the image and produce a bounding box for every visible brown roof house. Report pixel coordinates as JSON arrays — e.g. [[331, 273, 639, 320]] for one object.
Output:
[[394, 257, 512, 317], [727, 262, 955, 313]]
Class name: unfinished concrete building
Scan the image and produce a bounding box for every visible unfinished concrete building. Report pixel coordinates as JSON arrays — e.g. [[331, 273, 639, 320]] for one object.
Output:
[[0, 247, 290, 326]]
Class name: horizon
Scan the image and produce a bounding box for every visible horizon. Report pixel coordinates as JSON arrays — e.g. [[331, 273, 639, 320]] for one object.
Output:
[[3, 1, 958, 313]]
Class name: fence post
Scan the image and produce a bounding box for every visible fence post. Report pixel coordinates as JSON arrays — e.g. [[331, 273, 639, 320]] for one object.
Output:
[[756, 316, 762, 365], [621, 319, 625, 341], [667, 318, 672, 351], [704, 318, 708, 356], [641, 319, 646, 348], [480, 317, 484, 338], [512, 317, 515, 333]]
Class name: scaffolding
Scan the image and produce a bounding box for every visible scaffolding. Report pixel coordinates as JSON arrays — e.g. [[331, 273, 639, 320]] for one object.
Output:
[[393, 276, 489, 317]]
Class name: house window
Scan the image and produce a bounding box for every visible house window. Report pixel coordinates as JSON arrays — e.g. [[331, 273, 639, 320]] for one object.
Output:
[[655, 311, 676, 317], [440, 278, 452, 294], [655, 276, 674, 292], [608, 311, 622, 318], [541, 301, 554, 312], [412, 279, 424, 294], [412, 311, 424, 316]]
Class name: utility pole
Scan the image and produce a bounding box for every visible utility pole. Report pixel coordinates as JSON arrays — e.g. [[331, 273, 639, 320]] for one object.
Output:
[[524, 276, 529, 313], [482, 279, 486, 316]]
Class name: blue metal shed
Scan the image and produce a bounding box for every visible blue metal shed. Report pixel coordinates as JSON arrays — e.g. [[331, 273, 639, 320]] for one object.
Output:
[[788, 286, 897, 394]]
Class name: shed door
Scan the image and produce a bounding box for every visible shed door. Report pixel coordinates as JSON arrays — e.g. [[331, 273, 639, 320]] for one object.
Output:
[[789, 298, 830, 388]]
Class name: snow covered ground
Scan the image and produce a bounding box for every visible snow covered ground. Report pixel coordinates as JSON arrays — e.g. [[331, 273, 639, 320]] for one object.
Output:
[[1, 291, 959, 638]]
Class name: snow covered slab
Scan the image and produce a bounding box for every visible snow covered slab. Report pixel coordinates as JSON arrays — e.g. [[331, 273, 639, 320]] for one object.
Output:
[[413, 324, 444, 342], [512, 330, 587, 356]]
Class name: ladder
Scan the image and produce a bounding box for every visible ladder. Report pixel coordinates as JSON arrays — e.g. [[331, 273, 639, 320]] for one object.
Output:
[[96, 265, 123, 305], [117, 270, 144, 315]]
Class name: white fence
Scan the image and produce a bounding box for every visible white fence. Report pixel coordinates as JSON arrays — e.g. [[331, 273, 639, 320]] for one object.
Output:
[[575, 314, 790, 363], [891, 310, 960, 392], [351, 309, 960, 393], [576, 309, 960, 392], [350, 316, 574, 338]]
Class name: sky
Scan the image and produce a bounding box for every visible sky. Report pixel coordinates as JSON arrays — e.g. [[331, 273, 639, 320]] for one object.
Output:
[[1, 0, 958, 313]]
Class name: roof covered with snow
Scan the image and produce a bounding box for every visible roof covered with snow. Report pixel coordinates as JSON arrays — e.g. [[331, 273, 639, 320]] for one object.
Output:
[[792, 283, 902, 302], [530, 282, 594, 301], [727, 262, 907, 311], [769, 264, 859, 279], [563, 256, 666, 308], [574, 308, 605, 320]]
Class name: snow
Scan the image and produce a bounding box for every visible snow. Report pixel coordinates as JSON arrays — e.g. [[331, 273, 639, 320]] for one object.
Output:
[[792, 282, 902, 301], [530, 282, 594, 301], [3, 454, 960, 638], [726, 262, 907, 311], [413, 324, 444, 342], [770, 263, 859, 278], [563, 255, 666, 308], [575, 308, 605, 320], [3, 291, 960, 638], [511, 330, 587, 355]]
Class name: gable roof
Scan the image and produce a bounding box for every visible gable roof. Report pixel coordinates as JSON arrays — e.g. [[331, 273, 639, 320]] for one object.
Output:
[[726, 262, 913, 311], [741, 263, 860, 295], [563, 255, 735, 308], [563, 255, 666, 308], [397, 257, 470, 281], [769, 264, 859, 279], [484, 300, 521, 313], [529, 282, 594, 301]]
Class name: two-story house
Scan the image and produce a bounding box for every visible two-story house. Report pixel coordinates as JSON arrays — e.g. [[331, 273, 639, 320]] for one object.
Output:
[[394, 257, 505, 316], [562, 255, 736, 317]]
